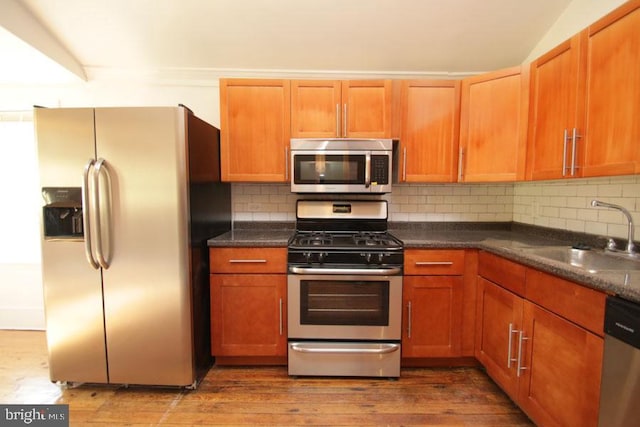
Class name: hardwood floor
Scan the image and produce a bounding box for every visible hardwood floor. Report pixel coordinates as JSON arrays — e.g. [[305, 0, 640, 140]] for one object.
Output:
[[0, 330, 533, 426]]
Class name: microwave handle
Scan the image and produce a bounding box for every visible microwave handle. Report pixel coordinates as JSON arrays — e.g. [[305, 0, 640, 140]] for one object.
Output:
[[365, 152, 371, 188]]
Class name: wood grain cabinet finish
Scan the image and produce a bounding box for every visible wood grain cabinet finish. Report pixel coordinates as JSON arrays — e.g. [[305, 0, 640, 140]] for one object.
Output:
[[459, 65, 529, 182], [398, 80, 461, 182], [582, 0, 640, 177], [209, 247, 287, 359], [527, 0, 640, 180], [475, 251, 605, 427], [291, 80, 393, 138], [219, 79, 291, 182], [527, 34, 585, 180], [403, 250, 466, 358]]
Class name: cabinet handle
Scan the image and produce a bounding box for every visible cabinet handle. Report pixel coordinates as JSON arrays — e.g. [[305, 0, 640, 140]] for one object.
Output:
[[343, 104, 347, 137], [507, 323, 519, 368], [516, 330, 529, 377], [402, 147, 407, 181], [336, 104, 340, 137], [407, 301, 412, 338], [415, 261, 453, 266], [458, 147, 465, 181], [279, 298, 283, 336], [562, 129, 569, 177], [229, 259, 267, 263], [285, 146, 289, 181], [570, 127, 580, 176]]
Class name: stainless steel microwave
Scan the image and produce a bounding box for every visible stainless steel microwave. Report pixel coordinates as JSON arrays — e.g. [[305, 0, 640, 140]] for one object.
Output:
[[290, 138, 393, 194]]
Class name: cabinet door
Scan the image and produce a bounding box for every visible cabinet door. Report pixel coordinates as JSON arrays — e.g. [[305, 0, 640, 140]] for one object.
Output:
[[219, 79, 291, 182], [210, 274, 286, 356], [403, 276, 463, 357], [527, 35, 585, 180], [474, 277, 523, 400], [518, 301, 603, 427], [291, 80, 342, 138], [582, 1, 640, 177], [342, 80, 393, 138], [399, 80, 460, 182], [459, 66, 528, 182]]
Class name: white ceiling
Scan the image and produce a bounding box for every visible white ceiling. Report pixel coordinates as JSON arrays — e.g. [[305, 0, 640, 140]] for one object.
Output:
[[1, 0, 574, 84]]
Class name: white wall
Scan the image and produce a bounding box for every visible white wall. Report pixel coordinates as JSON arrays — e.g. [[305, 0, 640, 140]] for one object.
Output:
[[525, 0, 628, 62]]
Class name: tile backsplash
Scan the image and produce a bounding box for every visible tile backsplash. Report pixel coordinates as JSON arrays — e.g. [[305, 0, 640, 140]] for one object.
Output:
[[232, 175, 640, 241]]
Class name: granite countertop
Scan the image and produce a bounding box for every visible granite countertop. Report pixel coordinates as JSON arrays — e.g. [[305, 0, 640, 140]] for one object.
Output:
[[207, 222, 640, 303]]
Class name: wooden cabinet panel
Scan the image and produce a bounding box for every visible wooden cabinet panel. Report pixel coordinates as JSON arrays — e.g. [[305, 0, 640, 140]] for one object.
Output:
[[219, 78, 290, 182], [478, 251, 526, 296], [582, 1, 640, 177], [459, 66, 528, 182], [474, 277, 523, 400], [525, 268, 606, 336], [476, 252, 605, 426], [210, 274, 287, 356], [342, 80, 393, 138], [518, 301, 603, 427], [527, 34, 585, 180], [403, 276, 464, 358], [290, 80, 392, 139], [210, 247, 287, 274], [398, 80, 460, 182], [404, 249, 465, 275], [291, 80, 342, 138]]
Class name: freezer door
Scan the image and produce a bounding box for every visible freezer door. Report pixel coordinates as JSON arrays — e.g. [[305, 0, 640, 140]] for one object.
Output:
[[94, 108, 194, 386], [35, 108, 108, 384]]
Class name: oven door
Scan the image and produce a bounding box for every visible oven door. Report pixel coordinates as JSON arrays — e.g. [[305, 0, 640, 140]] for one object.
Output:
[[290, 150, 391, 193], [287, 272, 402, 341]]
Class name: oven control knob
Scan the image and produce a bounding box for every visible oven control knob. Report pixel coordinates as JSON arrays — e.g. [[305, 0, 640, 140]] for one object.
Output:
[[303, 252, 312, 263], [361, 253, 372, 263], [377, 253, 385, 264], [317, 252, 327, 264]]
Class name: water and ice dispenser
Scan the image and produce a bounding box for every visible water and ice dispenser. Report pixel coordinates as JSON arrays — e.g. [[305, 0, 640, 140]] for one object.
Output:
[[42, 187, 84, 239]]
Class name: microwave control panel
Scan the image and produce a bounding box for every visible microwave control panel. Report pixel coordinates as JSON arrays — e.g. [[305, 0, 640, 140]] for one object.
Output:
[[371, 155, 389, 185]]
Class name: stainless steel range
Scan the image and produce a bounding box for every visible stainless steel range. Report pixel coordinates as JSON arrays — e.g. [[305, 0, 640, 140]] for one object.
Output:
[[287, 200, 404, 378]]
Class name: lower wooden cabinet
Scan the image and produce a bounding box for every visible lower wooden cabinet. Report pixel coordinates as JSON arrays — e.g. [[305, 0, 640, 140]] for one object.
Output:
[[210, 274, 286, 357], [403, 249, 466, 358], [475, 251, 605, 427], [209, 247, 287, 361]]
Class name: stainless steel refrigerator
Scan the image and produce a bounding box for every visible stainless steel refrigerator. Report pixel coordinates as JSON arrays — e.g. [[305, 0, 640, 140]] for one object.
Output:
[[35, 106, 231, 387]]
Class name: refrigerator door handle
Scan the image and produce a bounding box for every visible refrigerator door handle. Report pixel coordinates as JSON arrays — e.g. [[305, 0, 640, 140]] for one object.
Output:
[[93, 158, 112, 269], [82, 159, 99, 269]]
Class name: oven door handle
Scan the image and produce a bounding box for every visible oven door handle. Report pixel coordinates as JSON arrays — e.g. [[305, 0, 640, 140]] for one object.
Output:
[[290, 343, 400, 355], [288, 266, 402, 275]]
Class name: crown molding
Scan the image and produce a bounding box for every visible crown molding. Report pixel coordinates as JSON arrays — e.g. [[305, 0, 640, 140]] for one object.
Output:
[[84, 66, 483, 85]]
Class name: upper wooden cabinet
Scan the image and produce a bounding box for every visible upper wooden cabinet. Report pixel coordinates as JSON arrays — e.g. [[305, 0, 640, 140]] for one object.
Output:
[[527, 34, 585, 180], [459, 66, 529, 182], [528, 0, 640, 180], [582, 0, 640, 177], [398, 80, 461, 182], [219, 78, 291, 182], [291, 80, 393, 138]]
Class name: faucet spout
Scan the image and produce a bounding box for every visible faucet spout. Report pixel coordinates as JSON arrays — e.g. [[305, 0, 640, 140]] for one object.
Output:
[[591, 199, 637, 254]]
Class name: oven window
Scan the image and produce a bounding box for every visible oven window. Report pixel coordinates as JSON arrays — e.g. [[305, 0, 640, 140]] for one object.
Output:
[[300, 280, 389, 326], [293, 154, 365, 184]]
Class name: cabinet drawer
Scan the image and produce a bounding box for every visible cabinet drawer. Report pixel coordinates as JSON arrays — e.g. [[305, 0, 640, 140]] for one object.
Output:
[[210, 247, 287, 274], [478, 251, 526, 296], [525, 268, 606, 336], [404, 249, 465, 275]]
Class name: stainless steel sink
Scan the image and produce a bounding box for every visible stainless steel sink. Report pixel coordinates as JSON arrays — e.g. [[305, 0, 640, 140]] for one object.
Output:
[[521, 246, 640, 272]]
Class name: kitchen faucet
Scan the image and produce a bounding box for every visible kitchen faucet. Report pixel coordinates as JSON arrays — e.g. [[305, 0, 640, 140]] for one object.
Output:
[[591, 199, 637, 255]]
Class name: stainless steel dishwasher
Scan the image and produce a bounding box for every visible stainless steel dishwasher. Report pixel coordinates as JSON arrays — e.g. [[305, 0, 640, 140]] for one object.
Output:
[[598, 296, 640, 427]]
